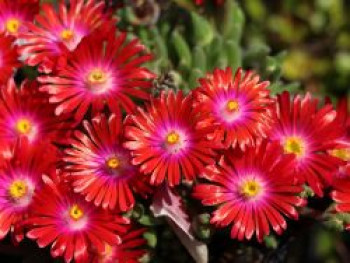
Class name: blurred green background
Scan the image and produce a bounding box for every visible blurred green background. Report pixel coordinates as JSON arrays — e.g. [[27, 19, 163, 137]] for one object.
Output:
[[119, 0, 350, 102], [240, 0, 350, 99]]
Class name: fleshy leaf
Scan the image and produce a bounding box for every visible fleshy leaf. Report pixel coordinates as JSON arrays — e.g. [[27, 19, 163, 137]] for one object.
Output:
[[150, 184, 208, 263]]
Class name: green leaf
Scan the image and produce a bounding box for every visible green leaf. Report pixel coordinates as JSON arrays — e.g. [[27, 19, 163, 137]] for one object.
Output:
[[264, 235, 278, 249], [138, 27, 152, 47], [269, 82, 301, 96], [245, 0, 267, 22], [192, 46, 207, 72], [131, 204, 145, 219], [138, 214, 158, 226], [225, 40, 242, 71], [197, 226, 211, 240], [188, 68, 203, 91], [151, 27, 169, 69], [244, 41, 271, 62], [197, 213, 211, 225], [171, 29, 192, 70], [207, 35, 224, 70], [221, 1, 245, 42], [144, 231, 157, 248], [191, 12, 214, 46]]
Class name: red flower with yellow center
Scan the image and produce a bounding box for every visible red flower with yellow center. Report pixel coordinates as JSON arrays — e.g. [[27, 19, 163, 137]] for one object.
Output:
[[92, 226, 147, 263], [0, 138, 57, 243], [124, 90, 216, 186], [328, 99, 350, 180], [18, 0, 113, 72], [193, 141, 306, 241], [64, 114, 151, 212], [0, 0, 39, 36], [194, 67, 274, 150], [39, 29, 155, 122], [26, 177, 129, 263], [0, 79, 72, 145], [270, 92, 345, 196]]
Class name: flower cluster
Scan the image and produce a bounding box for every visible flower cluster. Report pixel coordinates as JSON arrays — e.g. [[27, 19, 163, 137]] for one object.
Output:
[[0, 0, 348, 262]]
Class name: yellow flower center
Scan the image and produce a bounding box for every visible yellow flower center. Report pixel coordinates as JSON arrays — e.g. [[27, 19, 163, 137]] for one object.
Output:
[[102, 243, 113, 257], [69, 204, 84, 221], [16, 118, 32, 135], [240, 180, 261, 198], [226, 99, 239, 112], [166, 132, 180, 145], [330, 148, 350, 161], [87, 69, 107, 85], [284, 136, 305, 157], [9, 180, 27, 199], [106, 157, 120, 169], [60, 29, 74, 41], [6, 18, 20, 34]]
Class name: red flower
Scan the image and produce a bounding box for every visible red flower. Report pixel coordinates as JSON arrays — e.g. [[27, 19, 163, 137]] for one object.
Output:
[[194, 0, 225, 5], [124, 90, 216, 186], [0, 34, 19, 85], [18, 0, 112, 73], [64, 114, 151, 212], [270, 92, 345, 196], [39, 28, 155, 122], [193, 141, 305, 242], [0, 0, 39, 36], [194, 67, 274, 150], [331, 179, 350, 230], [26, 177, 129, 263], [0, 138, 57, 243], [0, 79, 72, 145], [92, 226, 147, 263], [328, 99, 350, 180]]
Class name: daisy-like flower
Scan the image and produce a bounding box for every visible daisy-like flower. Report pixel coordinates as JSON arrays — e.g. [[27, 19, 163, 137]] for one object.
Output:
[[194, 67, 274, 150], [193, 141, 306, 242], [330, 179, 350, 230], [0, 34, 19, 85], [0, 138, 57, 243], [26, 176, 129, 263], [124, 90, 216, 186], [0, 79, 72, 145], [270, 91, 345, 196], [0, 0, 39, 36], [93, 226, 147, 263], [328, 99, 350, 179], [18, 0, 113, 73], [39, 28, 155, 122], [64, 114, 151, 212]]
